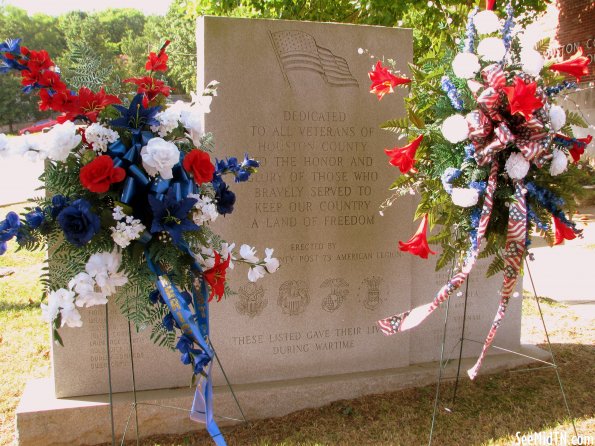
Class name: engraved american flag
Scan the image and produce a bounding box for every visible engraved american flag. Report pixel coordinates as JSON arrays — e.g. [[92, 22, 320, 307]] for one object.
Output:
[[269, 30, 359, 88]]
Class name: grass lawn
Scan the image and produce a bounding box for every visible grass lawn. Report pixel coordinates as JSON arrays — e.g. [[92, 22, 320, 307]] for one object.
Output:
[[1, 203, 593, 446]]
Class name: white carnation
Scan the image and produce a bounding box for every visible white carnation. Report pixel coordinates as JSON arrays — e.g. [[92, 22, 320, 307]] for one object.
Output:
[[549, 149, 568, 176], [549, 105, 566, 132], [46, 121, 82, 162], [441, 114, 469, 143], [141, 137, 180, 179], [467, 79, 483, 94], [505, 152, 530, 179], [477, 38, 506, 62], [247, 265, 266, 283], [452, 52, 481, 79], [85, 251, 128, 296], [451, 188, 479, 207], [70, 272, 108, 307], [520, 49, 545, 77], [239, 244, 259, 263], [474, 10, 501, 35], [264, 248, 280, 273], [0, 134, 9, 158], [85, 123, 119, 152]]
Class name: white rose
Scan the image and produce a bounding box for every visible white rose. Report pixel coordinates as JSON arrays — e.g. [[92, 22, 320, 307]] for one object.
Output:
[[477, 38, 506, 62], [520, 49, 545, 77], [46, 121, 82, 161], [549, 149, 568, 176], [474, 10, 501, 35], [452, 52, 481, 79], [441, 114, 470, 143], [451, 188, 479, 207], [141, 137, 180, 179], [549, 105, 566, 132], [505, 152, 530, 179]]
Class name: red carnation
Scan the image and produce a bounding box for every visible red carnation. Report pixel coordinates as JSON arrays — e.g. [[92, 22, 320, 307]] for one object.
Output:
[[569, 135, 593, 162], [123, 76, 171, 103], [369, 60, 411, 100], [80, 155, 126, 193], [203, 252, 230, 302], [549, 47, 590, 82], [553, 217, 576, 245], [399, 214, 436, 259], [183, 149, 215, 185], [503, 77, 544, 121], [384, 134, 423, 174]]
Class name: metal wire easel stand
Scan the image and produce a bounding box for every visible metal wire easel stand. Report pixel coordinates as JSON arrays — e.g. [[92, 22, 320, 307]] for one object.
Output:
[[427, 258, 578, 446], [103, 310, 248, 446]]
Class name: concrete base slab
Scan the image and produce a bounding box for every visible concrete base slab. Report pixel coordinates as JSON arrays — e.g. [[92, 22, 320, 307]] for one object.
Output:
[[16, 344, 550, 446]]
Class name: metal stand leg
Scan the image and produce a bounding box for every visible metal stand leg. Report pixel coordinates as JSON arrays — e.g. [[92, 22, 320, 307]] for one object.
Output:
[[211, 343, 248, 423], [105, 305, 116, 446], [525, 259, 578, 437], [450, 278, 470, 409]]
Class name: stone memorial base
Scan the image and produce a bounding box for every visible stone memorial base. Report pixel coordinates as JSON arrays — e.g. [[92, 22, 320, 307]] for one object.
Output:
[[17, 345, 548, 446]]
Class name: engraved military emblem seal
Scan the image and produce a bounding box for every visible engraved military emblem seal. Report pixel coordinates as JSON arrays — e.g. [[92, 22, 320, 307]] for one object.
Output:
[[360, 276, 383, 310], [235, 282, 267, 318], [278, 280, 310, 316], [320, 278, 349, 312]]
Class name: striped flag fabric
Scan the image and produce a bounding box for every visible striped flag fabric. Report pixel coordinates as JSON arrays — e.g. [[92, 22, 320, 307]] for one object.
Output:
[[269, 30, 359, 88]]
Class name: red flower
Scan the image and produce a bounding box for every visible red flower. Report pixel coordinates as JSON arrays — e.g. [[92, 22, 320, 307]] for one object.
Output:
[[502, 77, 544, 121], [569, 135, 592, 163], [183, 149, 215, 185], [145, 40, 170, 72], [39, 88, 77, 113], [384, 134, 423, 174], [58, 87, 121, 123], [369, 61, 411, 100], [203, 252, 231, 302], [123, 76, 171, 103], [398, 214, 436, 259], [486, 0, 496, 10], [549, 47, 590, 82], [553, 217, 576, 245], [21, 48, 54, 70], [80, 155, 126, 193]]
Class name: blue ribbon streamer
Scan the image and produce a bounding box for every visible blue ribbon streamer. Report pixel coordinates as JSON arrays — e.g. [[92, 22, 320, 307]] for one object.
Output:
[[146, 253, 227, 446]]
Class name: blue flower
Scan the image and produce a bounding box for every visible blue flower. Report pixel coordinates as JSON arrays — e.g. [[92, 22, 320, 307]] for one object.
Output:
[[213, 178, 236, 215], [162, 312, 176, 331], [111, 94, 160, 132], [440, 76, 463, 111], [464, 143, 475, 162], [148, 187, 198, 244], [0, 212, 21, 242], [469, 181, 486, 196], [0, 241, 6, 256], [176, 334, 211, 374], [149, 289, 163, 305], [440, 167, 462, 194], [25, 207, 45, 229], [49, 195, 69, 218], [214, 153, 259, 183], [0, 38, 22, 54], [57, 199, 101, 247]]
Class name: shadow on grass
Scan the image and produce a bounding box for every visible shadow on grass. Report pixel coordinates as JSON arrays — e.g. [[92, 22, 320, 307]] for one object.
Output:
[[105, 343, 594, 446], [0, 300, 39, 312]]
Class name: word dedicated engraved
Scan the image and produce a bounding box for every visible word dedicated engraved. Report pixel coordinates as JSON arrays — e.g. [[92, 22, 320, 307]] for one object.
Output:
[[269, 30, 359, 88], [235, 283, 267, 318], [278, 280, 310, 316], [320, 278, 350, 312]]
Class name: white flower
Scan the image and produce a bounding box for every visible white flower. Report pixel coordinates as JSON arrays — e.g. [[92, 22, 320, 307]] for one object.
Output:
[[441, 114, 469, 143], [451, 52, 481, 79], [60, 306, 83, 328], [188, 194, 219, 225], [150, 104, 184, 137], [467, 79, 483, 94], [520, 49, 545, 77], [239, 244, 259, 263], [110, 212, 146, 248], [477, 38, 506, 62], [84, 123, 119, 152], [247, 265, 266, 282], [85, 251, 128, 296], [70, 272, 108, 307], [141, 137, 180, 179], [0, 134, 9, 158], [549, 105, 566, 132], [41, 290, 63, 323], [505, 152, 530, 179], [112, 206, 126, 221], [451, 188, 479, 207], [220, 242, 236, 270], [199, 247, 216, 269], [264, 248, 280, 273], [8, 134, 46, 161], [45, 121, 82, 161], [474, 10, 501, 35], [549, 149, 568, 176], [191, 91, 214, 111]]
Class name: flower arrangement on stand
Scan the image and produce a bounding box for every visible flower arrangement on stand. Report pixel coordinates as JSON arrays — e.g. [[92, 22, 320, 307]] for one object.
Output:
[[0, 38, 279, 444], [368, 1, 591, 379]]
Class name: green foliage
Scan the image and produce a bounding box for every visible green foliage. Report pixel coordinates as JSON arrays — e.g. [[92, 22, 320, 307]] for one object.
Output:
[[61, 42, 119, 93]]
